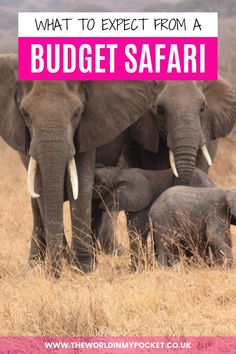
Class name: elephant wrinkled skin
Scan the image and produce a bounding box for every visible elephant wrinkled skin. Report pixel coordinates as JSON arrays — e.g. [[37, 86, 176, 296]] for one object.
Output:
[[149, 187, 236, 267], [0, 54, 158, 276], [94, 166, 215, 269], [98, 78, 236, 255], [128, 79, 236, 183]]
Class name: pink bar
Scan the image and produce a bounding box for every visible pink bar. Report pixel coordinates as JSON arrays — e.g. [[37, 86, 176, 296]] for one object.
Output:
[[18, 37, 218, 80], [0, 336, 235, 353]]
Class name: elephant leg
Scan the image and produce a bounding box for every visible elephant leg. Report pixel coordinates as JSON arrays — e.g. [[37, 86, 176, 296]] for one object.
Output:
[[29, 198, 71, 266], [92, 199, 123, 255], [126, 210, 149, 271], [151, 223, 169, 267], [92, 199, 115, 253], [28, 198, 46, 265], [97, 211, 122, 255], [154, 234, 169, 267], [91, 198, 102, 251], [206, 217, 233, 266], [128, 231, 141, 271], [70, 150, 96, 273]]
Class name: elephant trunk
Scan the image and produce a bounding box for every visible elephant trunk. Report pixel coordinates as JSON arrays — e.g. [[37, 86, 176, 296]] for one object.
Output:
[[173, 145, 197, 185], [38, 148, 66, 277], [169, 125, 200, 185], [27, 156, 79, 201], [30, 135, 78, 277]]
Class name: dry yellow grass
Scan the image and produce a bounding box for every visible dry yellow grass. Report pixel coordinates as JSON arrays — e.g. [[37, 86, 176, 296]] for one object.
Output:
[[0, 136, 236, 336]]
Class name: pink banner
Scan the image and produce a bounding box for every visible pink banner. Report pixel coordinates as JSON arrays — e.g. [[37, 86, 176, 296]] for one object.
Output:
[[0, 336, 235, 353], [18, 37, 217, 80]]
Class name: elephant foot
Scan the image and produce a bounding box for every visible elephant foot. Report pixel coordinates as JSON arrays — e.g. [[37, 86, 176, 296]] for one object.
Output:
[[28, 254, 63, 279], [29, 235, 46, 266], [70, 254, 97, 274], [28, 256, 45, 271], [129, 263, 146, 273], [157, 254, 169, 268], [98, 230, 124, 256], [28, 257, 61, 279], [45, 258, 62, 279], [62, 245, 74, 265], [47, 267, 61, 279], [129, 254, 146, 272], [28, 257, 48, 278], [113, 243, 124, 256], [103, 242, 124, 256], [216, 249, 234, 269]]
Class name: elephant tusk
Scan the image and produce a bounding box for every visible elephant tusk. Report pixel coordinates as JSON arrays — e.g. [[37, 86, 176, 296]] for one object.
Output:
[[27, 157, 40, 199], [68, 158, 79, 200], [201, 145, 212, 166], [169, 150, 179, 178]]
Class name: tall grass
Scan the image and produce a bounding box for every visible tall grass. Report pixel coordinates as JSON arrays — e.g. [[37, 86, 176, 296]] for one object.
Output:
[[0, 139, 236, 335]]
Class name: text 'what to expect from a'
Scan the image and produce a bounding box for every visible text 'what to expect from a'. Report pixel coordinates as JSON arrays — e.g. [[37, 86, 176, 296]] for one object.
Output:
[[31, 42, 205, 74], [18, 12, 218, 80]]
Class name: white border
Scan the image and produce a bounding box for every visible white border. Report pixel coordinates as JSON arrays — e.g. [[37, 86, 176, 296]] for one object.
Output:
[[18, 12, 218, 38]]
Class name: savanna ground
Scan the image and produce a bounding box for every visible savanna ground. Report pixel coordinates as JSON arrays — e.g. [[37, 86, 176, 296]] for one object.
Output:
[[0, 127, 236, 336]]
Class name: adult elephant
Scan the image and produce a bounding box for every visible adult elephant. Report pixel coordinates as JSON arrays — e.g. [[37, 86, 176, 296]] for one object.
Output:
[[0, 54, 158, 277], [127, 79, 236, 183]]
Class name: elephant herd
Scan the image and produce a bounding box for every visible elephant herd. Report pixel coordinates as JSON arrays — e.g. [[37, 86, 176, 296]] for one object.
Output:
[[0, 53, 236, 277]]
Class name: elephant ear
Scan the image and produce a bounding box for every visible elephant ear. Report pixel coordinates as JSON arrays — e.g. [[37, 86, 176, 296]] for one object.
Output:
[[129, 110, 160, 153], [100, 173, 153, 213], [191, 168, 215, 187], [0, 54, 26, 154], [226, 190, 236, 219], [78, 80, 158, 152], [95, 166, 122, 191], [203, 77, 236, 140]]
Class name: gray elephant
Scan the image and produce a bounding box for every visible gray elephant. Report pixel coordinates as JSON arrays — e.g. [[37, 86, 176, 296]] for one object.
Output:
[[127, 79, 236, 182], [96, 78, 236, 253], [149, 186, 236, 267], [0, 54, 158, 277], [94, 166, 215, 269]]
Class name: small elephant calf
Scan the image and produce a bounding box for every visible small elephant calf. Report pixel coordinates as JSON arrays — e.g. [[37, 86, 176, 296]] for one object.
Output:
[[94, 166, 215, 269], [149, 186, 235, 267]]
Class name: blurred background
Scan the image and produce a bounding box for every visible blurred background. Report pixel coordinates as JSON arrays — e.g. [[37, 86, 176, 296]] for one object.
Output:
[[1, 0, 235, 184], [0, 0, 236, 185], [0, 0, 236, 186], [0, 0, 236, 84]]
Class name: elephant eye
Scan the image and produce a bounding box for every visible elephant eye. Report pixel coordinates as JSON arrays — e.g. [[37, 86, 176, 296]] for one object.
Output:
[[94, 174, 101, 184], [73, 107, 81, 118], [72, 107, 84, 123], [21, 107, 31, 125], [157, 104, 165, 115], [21, 107, 29, 117], [114, 180, 126, 188], [200, 102, 207, 114]]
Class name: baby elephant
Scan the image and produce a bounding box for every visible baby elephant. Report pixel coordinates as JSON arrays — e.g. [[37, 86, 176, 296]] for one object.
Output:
[[95, 166, 215, 269], [149, 186, 235, 267]]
